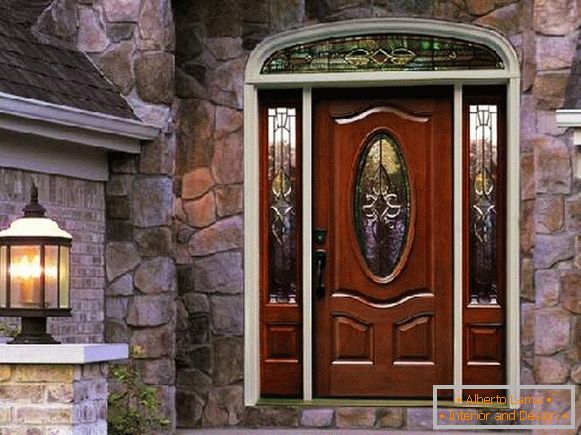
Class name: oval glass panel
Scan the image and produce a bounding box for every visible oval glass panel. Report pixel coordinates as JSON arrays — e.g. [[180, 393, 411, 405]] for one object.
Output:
[[354, 132, 411, 280]]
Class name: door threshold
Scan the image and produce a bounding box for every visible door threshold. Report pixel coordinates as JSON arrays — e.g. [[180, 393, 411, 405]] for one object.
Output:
[[256, 398, 509, 409], [258, 397, 436, 407]]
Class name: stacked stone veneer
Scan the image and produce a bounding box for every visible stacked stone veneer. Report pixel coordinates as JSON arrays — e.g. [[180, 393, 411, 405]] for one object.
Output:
[[173, 0, 246, 427], [104, 147, 177, 429], [0, 363, 108, 434], [0, 168, 105, 343]]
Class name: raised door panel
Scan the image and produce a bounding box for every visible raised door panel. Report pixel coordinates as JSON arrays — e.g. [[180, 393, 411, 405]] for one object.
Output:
[[393, 313, 434, 364], [332, 313, 374, 363], [466, 324, 502, 365], [266, 324, 299, 361], [261, 320, 302, 396]]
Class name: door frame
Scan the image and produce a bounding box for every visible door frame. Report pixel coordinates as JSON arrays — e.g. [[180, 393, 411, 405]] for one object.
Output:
[[243, 18, 521, 405]]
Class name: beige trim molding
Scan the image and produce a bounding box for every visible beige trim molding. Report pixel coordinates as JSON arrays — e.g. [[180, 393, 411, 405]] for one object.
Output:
[[245, 18, 520, 83]]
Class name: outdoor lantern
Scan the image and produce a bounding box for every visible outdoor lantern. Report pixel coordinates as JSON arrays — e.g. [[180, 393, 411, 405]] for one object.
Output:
[[0, 184, 72, 344]]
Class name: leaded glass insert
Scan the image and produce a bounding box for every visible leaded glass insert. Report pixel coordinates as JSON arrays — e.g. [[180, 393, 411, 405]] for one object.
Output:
[[262, 34, 504, 74], [354, 132, 411, 281], [469, 104, 498, 305], [268, 107, 298, 304]]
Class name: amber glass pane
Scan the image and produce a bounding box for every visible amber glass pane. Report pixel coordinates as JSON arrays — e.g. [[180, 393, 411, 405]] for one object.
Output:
[[9, 245, 41, 308], [268, 107, 298, 304], [469, 104, 498, 305], [0, 246, 6, 308], [59, 246, 70, 308], [354, 132, 411, 280], [45, 246, 58, 308], [262, 34, 504, 74]]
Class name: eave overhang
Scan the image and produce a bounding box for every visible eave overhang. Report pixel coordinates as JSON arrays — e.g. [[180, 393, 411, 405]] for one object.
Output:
[[0, 91, 159, 154]]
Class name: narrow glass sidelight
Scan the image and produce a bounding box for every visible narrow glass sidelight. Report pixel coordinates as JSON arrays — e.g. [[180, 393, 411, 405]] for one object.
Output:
[[354, 132, 411, 282], [260, 92, 303, 397], [463, 87, 506, 389], [268, 107, 298, 304], [469, 104, 498, 305]]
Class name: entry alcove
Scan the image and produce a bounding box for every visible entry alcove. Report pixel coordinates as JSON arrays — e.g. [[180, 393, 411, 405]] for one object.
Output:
[[244, 18, 521, 405]]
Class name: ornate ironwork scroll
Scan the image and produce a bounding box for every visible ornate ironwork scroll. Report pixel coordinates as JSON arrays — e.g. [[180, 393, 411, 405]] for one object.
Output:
[[354, 132, 410, 281], [262, 34, 504, 74], [469, 104, 498, 305], [268, 107, 298, 304]]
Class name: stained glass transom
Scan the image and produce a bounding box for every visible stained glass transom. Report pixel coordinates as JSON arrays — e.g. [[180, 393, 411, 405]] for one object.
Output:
[[268, 107, 298, 304], [354, 132, 411, 281], [261, 34, 504, 74], [469, 104, 498, 305]]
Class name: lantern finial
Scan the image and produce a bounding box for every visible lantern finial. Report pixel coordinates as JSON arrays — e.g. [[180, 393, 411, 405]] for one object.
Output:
[[22, 183, 46, 218]]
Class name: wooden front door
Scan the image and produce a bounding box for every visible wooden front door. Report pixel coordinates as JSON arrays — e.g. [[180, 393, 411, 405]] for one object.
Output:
[[313, 88, 453, 398]]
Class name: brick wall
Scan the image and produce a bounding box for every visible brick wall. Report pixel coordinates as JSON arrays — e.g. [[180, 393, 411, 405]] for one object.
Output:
[[0, 363, 108, 433], [0, 168, 106, 343]]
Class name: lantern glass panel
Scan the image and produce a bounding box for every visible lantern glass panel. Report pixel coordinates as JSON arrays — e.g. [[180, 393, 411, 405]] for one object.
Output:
[[59, 246, 69, 308], [10, 245, 41, 308], [45, 245, 59, 308], [0, 246, 6, 308]]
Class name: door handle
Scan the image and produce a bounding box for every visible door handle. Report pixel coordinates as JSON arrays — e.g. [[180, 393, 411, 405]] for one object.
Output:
[[314, 249, 327, 298]]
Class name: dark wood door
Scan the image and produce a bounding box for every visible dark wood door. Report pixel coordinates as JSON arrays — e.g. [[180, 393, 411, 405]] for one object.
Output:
[[313, 88, 453, 398]]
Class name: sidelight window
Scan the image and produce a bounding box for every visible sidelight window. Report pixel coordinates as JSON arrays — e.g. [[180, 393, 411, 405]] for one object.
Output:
[[259, 91, 303, 396], [463, 86, 506, 387], [267, 107, 299, 304]]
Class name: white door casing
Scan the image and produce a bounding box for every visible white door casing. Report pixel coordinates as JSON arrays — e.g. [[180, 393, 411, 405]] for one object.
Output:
[[243, 18, 521, 405]]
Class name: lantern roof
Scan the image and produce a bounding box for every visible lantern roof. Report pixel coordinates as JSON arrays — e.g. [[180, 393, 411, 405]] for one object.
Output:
[[0, 184, 72, 241], [0, 217, 72, 240]]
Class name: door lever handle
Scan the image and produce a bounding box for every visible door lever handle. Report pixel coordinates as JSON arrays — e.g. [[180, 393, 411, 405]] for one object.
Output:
[[314, 249, 327, 298]]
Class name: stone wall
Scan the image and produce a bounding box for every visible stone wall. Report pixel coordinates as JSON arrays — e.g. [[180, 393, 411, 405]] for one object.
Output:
[[81, 0, 178, 429], [173, 0, 246, 427], [0, 363, 108, 434], [173, 0, 581, 430], [0, 168, 106, 343], [104, 150, 177, 429]]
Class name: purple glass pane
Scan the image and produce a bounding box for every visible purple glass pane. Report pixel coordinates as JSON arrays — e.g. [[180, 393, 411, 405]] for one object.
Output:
[[268, 107, 298, 304], [469, 104, 498, 305], [354, 132, 410, 280]]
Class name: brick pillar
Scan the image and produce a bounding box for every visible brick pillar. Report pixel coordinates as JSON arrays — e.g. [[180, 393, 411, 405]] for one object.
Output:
[[0, 343, 127, 434], [0, 363, 108, 433]]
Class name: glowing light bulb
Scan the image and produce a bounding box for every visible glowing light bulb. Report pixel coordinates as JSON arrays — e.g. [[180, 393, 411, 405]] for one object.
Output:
[[10, 256, 41, 279], [10, 254, 41, 304]]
